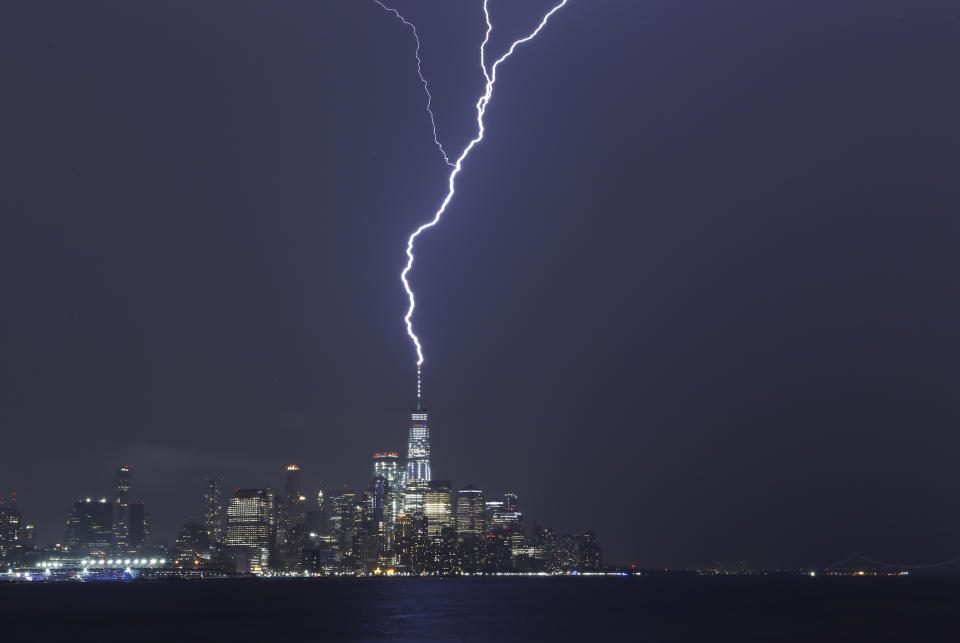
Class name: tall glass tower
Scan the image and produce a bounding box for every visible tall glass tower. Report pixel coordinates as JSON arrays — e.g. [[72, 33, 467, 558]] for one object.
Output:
[[403, 406, 431, 513], [372, 451, 401, 564], [372, 452, 402, 527]]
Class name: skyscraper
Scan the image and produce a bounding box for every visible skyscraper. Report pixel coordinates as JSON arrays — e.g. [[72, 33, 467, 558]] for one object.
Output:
[[327, 489, 360, 566], [0, 496, 23, 559], [314, 488, 327, 532], [226, 489, 276, 573], [113, 465, 133, 550], [280, 465, 307, 571], [403, 406, 431, 513], [284, 465, 306, 528], [372, 451, 402, 565], [486, 494, 524, 549], [372, 452, 402, 527], [174, 521, 211, 568], [423, 480, 453, 540], [202, 477, 224, 546], [394, 510, 429, 574], [116, 465, 132, 503], [394, 512, 414, 572], [456, 485, 486, 571], [65, 498, 115, 555], [127, 502, 149, 551], [455, 485, 485, 539]]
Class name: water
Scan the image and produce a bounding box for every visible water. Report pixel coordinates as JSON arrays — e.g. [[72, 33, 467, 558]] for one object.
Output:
[[2, 575, 958, 641]]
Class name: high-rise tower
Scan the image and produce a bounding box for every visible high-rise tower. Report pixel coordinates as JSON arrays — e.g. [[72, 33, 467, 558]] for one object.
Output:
[[372, 452, 402, 527], [284, 464, 306, 528], [456, 485, 486, 571], [226, 489, 276, 573], [202, 477, 224, 546], [0, 495, 23, 559], [372, 452, 401, 563], [116, 466, 132, 503], [423, 480, 453, 540], [403, 403, 431, 513], [455, 485, 485, 540], [113, 465, 133, 551]]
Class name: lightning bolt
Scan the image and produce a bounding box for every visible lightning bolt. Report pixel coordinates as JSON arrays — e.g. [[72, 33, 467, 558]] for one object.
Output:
[[381, 0, 569, 395], [373, 1, 454, 167]]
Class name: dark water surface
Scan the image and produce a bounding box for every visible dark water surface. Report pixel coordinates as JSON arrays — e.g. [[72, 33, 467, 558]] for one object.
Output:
[[1, 576, 958, 641]]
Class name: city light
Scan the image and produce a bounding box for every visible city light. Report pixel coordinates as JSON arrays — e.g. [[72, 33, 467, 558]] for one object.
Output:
[[2, 414, 612, 579]]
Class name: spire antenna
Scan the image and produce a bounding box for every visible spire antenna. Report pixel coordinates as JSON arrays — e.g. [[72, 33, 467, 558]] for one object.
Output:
[[417, 363, 422, 409]]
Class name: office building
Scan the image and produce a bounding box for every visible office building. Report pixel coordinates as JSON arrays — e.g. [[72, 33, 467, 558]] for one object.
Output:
[[0, 499, 23, 559], [174, 521, 211, 568], [284, 465, 306, 528], [226, 489, 276, 573], [327, 489, 365, 569], [372, 452, 402, 527], [486, 494, 524, 548], [403, 406, 431, 513], [65, 498, 115, 555], [202, 477, 224, 546], [423, 480, 453, 540], [113, 465, 133, 549], [372, 451, 402, 562], [455, 485, 485, 539], [127, 502, 149, 550]]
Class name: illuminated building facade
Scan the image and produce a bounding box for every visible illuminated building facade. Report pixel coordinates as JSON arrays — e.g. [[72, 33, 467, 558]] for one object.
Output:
[[372, 451, 402, 563], [423, 480, 453, 540], [327, 489, 368, 570], [454, 485, 486, 571], [486, 495, 524, 548], [455, 485, 485, 539], [397, 510, 430, 573], [0, 501, 23, 559], [226, 489, 276, 573], [403, 407, 431, 513], [372, 452, 402, 527]]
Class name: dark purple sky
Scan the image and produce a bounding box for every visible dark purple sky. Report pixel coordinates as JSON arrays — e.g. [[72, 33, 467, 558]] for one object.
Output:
[[1, 0, 959, 568]]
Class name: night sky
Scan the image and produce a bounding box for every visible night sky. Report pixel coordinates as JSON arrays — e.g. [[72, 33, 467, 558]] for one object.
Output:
[[2, 1, 959, 568]]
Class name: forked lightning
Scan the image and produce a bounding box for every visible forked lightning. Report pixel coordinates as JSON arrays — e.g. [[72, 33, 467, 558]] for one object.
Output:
[[375, 0, 570, 397]]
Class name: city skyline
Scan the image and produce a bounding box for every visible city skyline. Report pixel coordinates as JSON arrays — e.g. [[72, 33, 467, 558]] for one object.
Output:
[[0, 393, 610, 576], [3, 1, 958, 640], [2, 1, 959, 571]]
